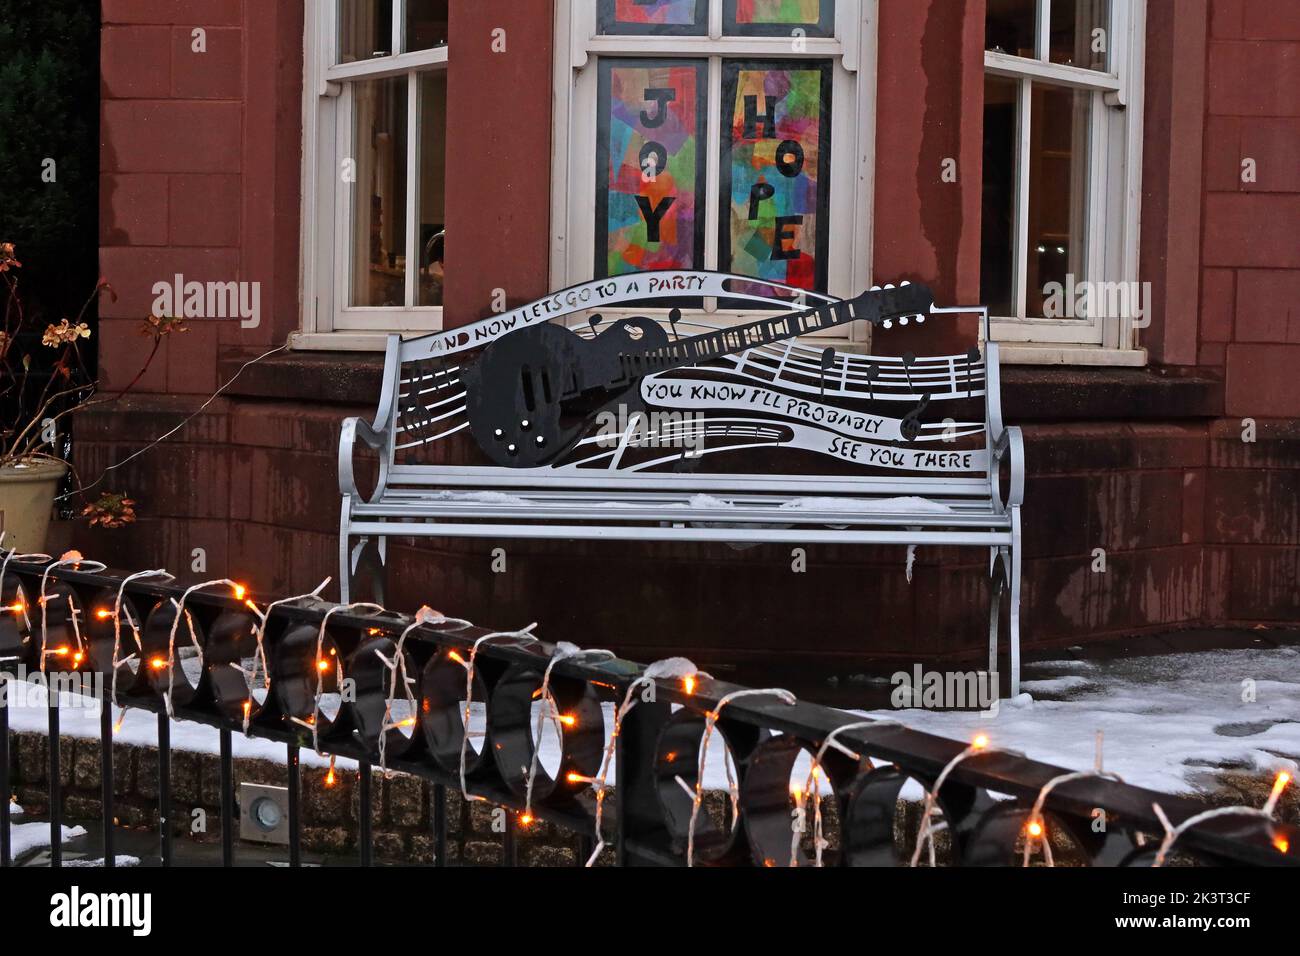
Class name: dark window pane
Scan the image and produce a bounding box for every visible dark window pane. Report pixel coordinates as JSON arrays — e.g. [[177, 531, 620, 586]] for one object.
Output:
[[405, 0, 449, 51], [350, 76, 408, 307], [339, 0, 393, 63], [1026, 85, 1090, 318], [985, 0, 1037, 58], [417, 71, 447, 307], [981, 75, 1017, 316], [1050, 0, 1109, 70]]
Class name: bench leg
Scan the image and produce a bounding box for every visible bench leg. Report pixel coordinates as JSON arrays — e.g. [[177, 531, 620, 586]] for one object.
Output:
[[1007, 507, 1022, 697], [340, 509, 389, 606], [347, 536, 388, 607], [986, 548, 1006, 688], [340, 498, 353, 603]]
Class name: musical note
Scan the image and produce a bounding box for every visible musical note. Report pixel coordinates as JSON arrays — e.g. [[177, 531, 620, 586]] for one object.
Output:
[[865, 363, 879, 401], [589, 314, 603, 334], [901, 352, 917, 392], [668, 307, 682, 340], [965, 346, 980, 399], [900, 394, 931, 442], [819, 347, 835, 398]]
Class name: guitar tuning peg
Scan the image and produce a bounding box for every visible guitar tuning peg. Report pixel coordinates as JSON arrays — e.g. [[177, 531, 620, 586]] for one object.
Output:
[[870, 285, 881, 292], [884, 283, 895, 290], [914, 313, 925, 324], [898, 316, 909, 326], [883, 320, 893, 329]]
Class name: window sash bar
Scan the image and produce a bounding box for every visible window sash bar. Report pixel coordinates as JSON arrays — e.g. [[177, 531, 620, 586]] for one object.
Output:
[[1012, 78, 1032, 320], [327, 46, 448, 83], [405, 70, 420, 309], [984, 50, 1120, 92]]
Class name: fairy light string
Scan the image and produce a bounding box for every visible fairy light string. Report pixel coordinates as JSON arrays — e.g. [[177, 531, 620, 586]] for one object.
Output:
[[522, 643, 616, 823], [38, 552, 107, 674], [158, 579, 242, 717], [108, 569, 174, 732], [303, 602, 385, 754], [239, 578, 332, 735], [910, 735, 1020, 868], [790, 717, 900, 868], [377, 606, 442, 775], [1150, 770, 1292, 867], [456, 625, 540, 807], [1, 545, 51, 635], [579, 657, 703, 867], [686, 687, 797, 868], [7, 552, 1294, 868]]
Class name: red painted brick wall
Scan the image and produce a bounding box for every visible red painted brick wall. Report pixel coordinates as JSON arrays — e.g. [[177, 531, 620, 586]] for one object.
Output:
[[98, 0, 303, 396], [1199, 0, 1300, 416]]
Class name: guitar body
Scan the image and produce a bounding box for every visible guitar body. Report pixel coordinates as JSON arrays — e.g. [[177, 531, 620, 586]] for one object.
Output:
[[464, 317, 670, 467]]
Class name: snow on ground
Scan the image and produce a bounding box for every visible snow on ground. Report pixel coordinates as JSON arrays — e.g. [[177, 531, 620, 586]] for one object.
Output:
[[63, 856, 141, 867], [5, 680, 355, 772], [10, 821, 86, 858], [854, 647, 1300, 796], [5, 647, 1296, 799]]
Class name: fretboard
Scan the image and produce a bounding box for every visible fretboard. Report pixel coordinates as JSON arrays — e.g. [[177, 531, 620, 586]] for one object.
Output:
[[622, 298, 856, 379]]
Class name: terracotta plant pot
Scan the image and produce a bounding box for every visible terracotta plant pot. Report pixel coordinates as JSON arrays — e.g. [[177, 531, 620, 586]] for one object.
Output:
[[0, 460, 68, 553]]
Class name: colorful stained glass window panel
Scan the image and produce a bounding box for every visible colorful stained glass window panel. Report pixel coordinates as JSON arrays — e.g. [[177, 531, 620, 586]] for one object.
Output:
[[600, 0, 708, 35], [724, 0, 835, 36], [597, 59, 707, 278], [719, 61, 831, 293]]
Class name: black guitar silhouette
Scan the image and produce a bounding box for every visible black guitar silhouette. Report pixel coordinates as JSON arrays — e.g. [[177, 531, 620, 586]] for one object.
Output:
[[462, 282, 935, 468]]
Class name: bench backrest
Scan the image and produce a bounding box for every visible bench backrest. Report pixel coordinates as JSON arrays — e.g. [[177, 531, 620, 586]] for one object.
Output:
[[375, 272, 1002, 500]]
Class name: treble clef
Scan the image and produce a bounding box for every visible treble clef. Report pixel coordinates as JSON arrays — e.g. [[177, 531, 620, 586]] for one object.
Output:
[[900, 394, 931, 442]]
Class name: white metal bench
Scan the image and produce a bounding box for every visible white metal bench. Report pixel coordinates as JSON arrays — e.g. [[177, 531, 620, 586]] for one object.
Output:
[[338, 272, 1025, 693]]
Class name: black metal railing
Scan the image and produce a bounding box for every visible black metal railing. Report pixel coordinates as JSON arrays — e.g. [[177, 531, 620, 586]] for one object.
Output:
[[0, 558, 1295, 868]]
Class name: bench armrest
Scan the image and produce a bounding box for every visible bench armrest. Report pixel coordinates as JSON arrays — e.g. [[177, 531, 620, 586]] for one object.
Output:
[[339, 416, 390, 503], [990, 425, 1025, 512]]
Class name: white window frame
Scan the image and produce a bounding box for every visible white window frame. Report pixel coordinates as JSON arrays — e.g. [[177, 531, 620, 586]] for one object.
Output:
[[551, 0, 879, 344], [984, 0, 1148, 366], [298, 0, 448, 351]]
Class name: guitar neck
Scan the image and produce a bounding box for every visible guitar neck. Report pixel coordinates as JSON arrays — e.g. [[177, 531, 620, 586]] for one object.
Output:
[[628, 297, 859, 377]]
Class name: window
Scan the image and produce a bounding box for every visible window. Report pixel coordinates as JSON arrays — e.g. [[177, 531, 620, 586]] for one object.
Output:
[[552, 0, 876, 338], [982, 0, 1147, 362], [301, 1, 449, 345]]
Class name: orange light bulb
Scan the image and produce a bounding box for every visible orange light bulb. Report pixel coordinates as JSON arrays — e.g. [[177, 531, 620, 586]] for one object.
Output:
[[519, 813, 533, 826], [232, 584, 247, 601], [557, 714, 576, 728], [683, 675, 697, 695], [1275, 836, 1290, 854], [95, 609, 112, 620], [972, 734, 989, 750], [1027, 819, 1044, 839], [149, 657, 168, 670]]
